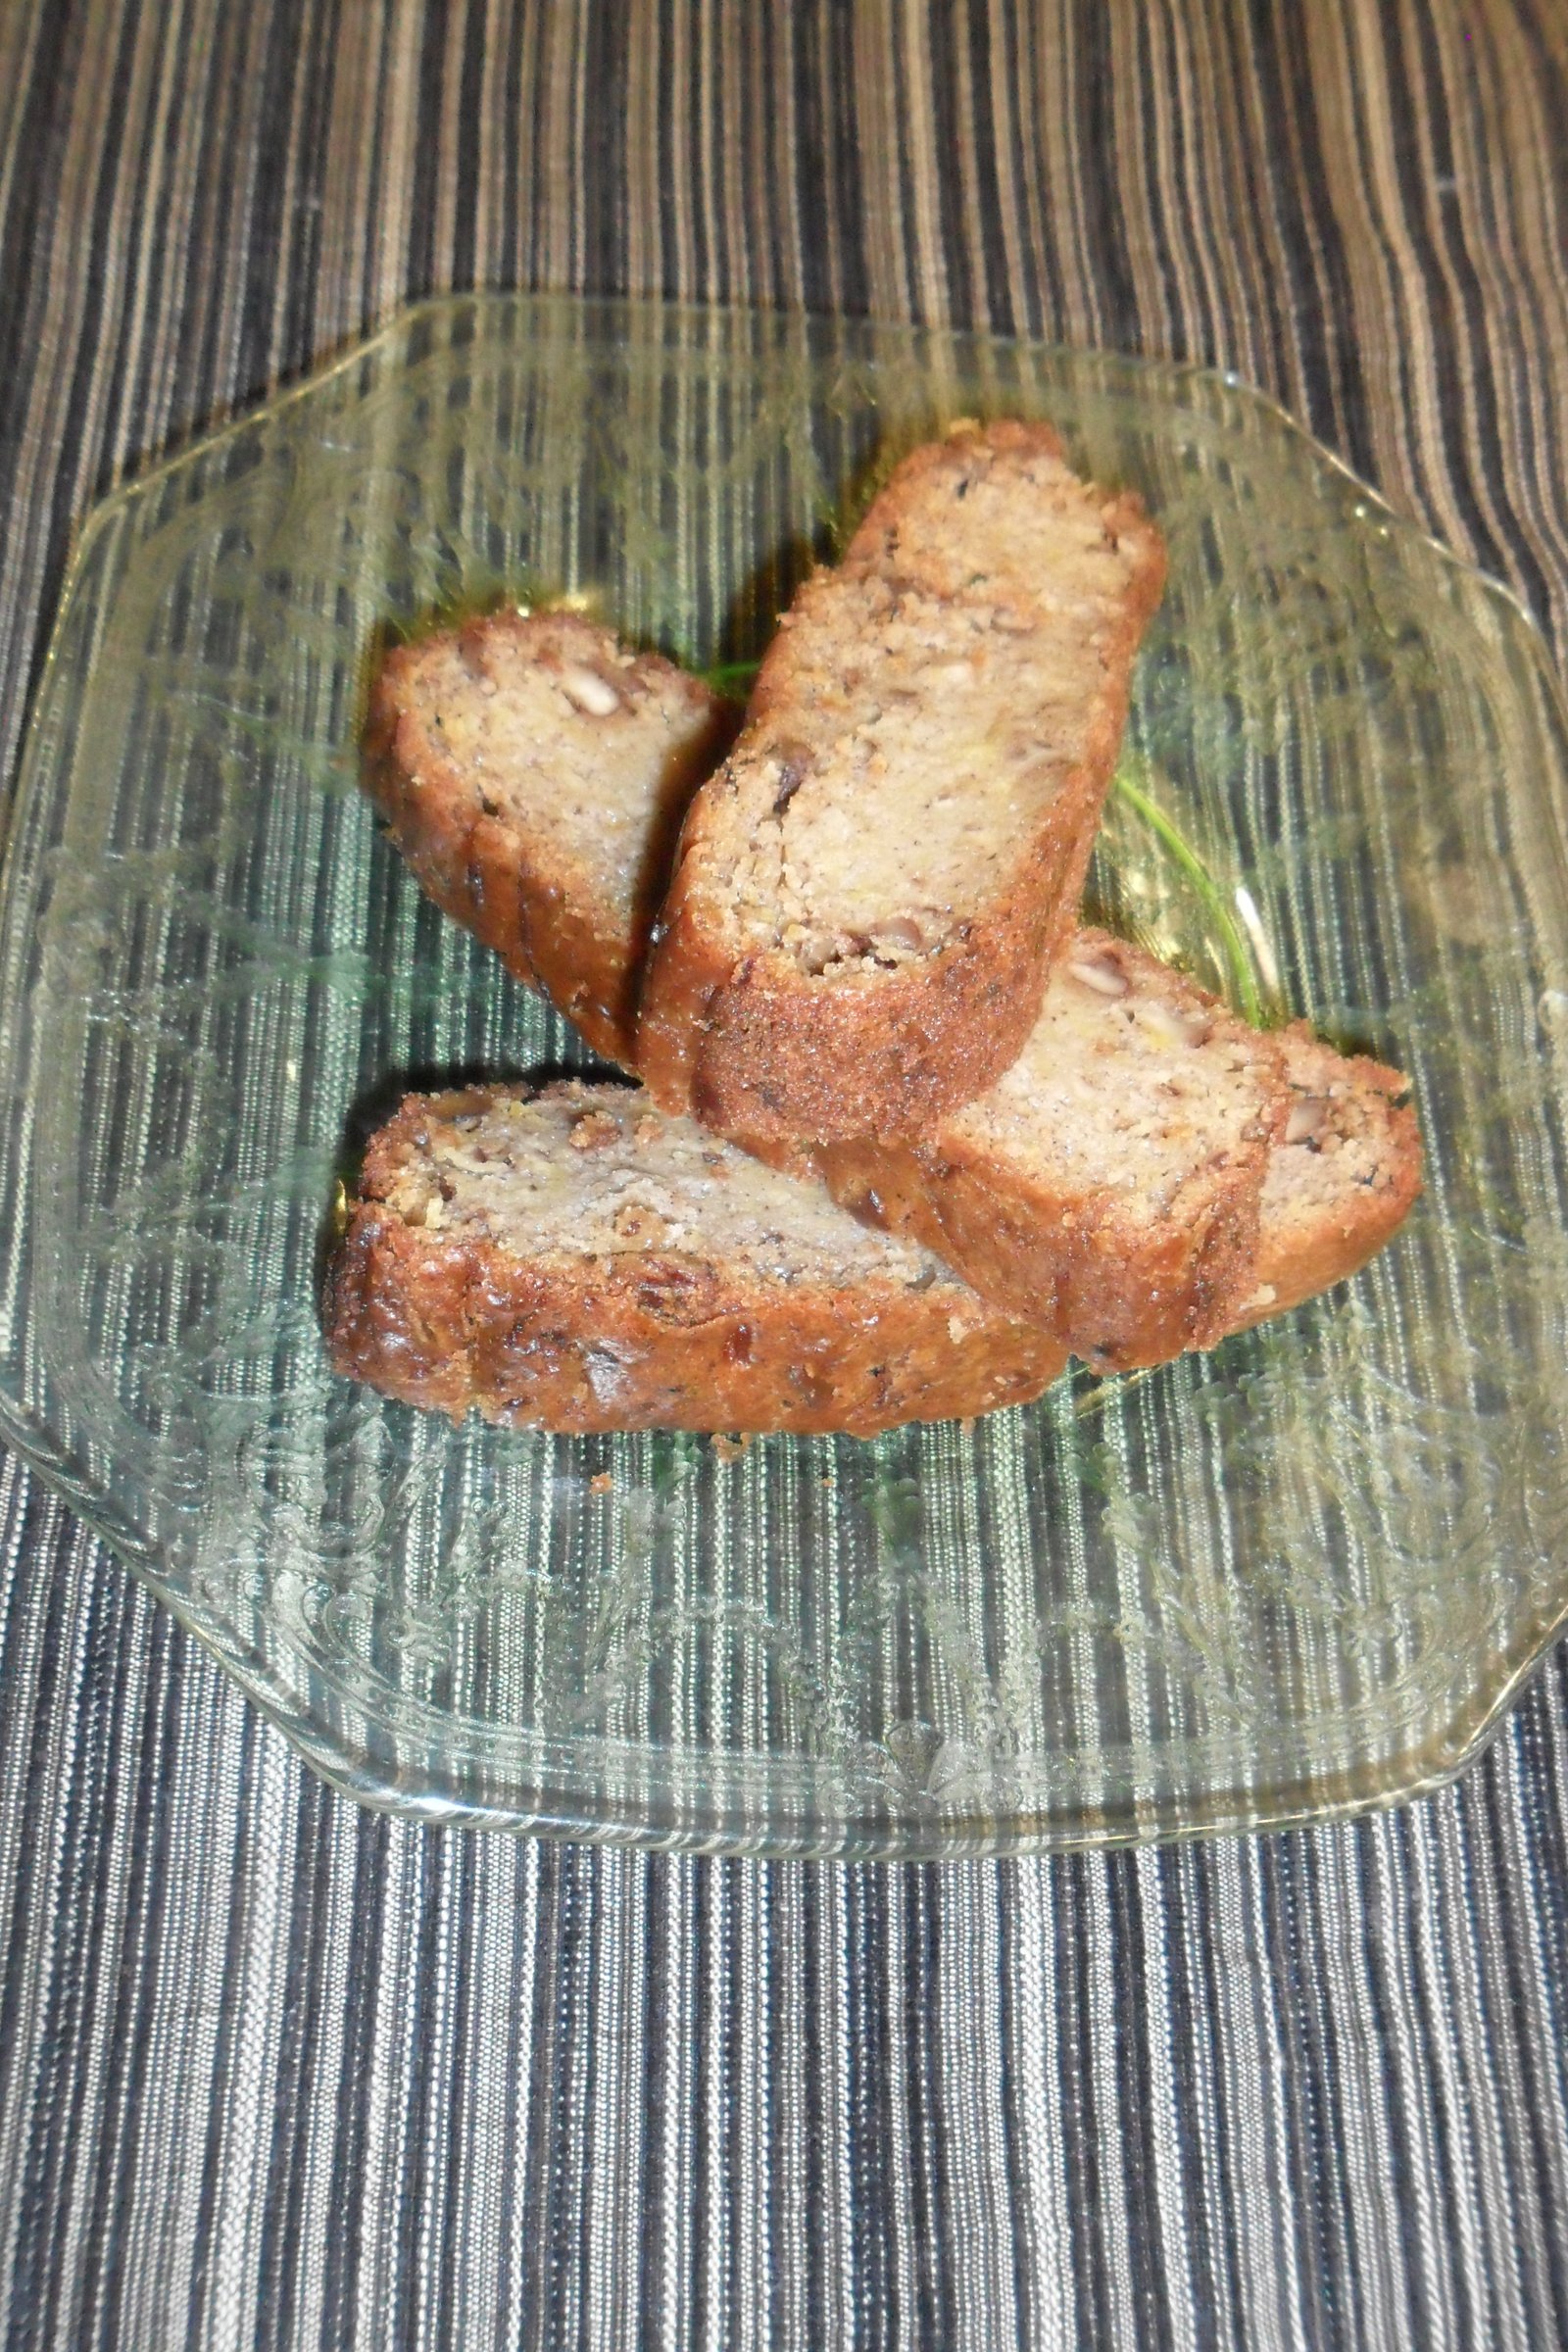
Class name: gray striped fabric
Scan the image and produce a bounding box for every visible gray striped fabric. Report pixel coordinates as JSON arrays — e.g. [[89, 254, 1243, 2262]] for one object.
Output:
[[2, 2, 1568, 2345]]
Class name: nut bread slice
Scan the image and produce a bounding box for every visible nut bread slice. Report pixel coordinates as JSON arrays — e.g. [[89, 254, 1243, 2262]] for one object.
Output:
[[637, 419, 1167, 1144], [322, 1082, 1067, 1436], [814, 931, 1291, 1371], [1231, 1029, 1422, 1328], [363, 610, 735, 1066]]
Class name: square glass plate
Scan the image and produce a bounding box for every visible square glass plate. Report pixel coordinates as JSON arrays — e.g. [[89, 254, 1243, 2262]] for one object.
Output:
[[3, 293, 1568, 1856]]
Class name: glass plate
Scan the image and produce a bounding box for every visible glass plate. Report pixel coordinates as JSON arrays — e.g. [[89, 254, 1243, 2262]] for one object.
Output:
[[4, 293, 1568, 1857]]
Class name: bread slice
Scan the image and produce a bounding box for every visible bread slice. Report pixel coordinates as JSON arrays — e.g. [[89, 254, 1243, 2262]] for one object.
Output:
[[637, 419, 1167, 1144], [812, 931, 1291, 1370], [322, 1082, 1067, 1436], [1231, 1028, 1422, 1328], [362, 610, 736, 1066]]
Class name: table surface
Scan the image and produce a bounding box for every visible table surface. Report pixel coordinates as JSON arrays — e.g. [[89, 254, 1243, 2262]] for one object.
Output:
[[3, 4, 1568, 2346]]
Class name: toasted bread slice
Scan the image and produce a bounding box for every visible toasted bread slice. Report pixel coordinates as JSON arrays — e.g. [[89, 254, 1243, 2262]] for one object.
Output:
[[814, 932, 1291, 1370], [637, 420, 1166, 1143], [362, 610, 735, 1066], [323, 1082, 1067, 1436]]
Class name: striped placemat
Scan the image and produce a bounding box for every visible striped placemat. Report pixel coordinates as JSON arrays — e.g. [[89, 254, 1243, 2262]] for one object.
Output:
[[3, 3, 1567, 2343]]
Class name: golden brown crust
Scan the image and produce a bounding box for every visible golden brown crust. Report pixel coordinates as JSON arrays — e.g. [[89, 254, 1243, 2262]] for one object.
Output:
[[815, 1123, 1272, 1374], [639, 865, 1081, 1143], [323, 1089, 1067, 1436], [361, 612, 734, 1067], [637, 421, 1167, 1143]]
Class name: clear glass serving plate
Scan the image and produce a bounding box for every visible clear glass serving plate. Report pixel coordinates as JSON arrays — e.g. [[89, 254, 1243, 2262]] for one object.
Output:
[[3, 292, 1567, 1856]]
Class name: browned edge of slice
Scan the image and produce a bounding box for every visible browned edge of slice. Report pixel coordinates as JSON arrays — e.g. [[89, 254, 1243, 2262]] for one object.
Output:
[[637, 420, 1167, 1144], [1228, 1026, 1423, 1329], [321, 1085, 1068, 1436], [361, 610, 735, 1068], [810, 933, 1287, 1372]]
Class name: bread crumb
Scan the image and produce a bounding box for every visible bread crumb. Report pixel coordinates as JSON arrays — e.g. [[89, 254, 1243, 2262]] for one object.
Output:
[[589, 1471, 612, 1494], [711, 1433, 753, 1463]]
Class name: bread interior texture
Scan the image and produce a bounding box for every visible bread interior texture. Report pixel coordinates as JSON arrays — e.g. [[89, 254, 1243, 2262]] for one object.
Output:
[[386, 1083, 952, 1292], [413, 614, 720, 924], [951, 938, 1278, 1221]]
